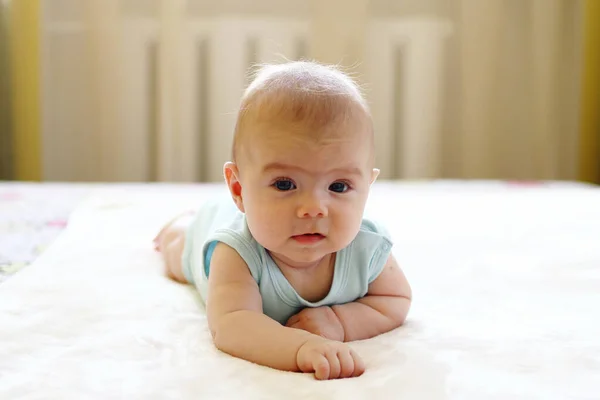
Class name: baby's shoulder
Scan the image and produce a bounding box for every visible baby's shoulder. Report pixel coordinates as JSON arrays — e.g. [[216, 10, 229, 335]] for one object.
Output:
[[335, 217, 394, 286], [340, 217, 393, 259], [357, 217, 392, 241]]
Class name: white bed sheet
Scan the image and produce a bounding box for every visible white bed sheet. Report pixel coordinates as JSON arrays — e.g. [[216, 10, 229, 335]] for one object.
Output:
[[1, 181, 599, 399]]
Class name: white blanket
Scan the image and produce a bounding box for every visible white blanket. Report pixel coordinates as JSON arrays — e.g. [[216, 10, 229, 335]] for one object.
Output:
[[1, 181, 599, 399]]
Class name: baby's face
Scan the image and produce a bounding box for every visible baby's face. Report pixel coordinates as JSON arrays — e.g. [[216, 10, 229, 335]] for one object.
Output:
[[234, 123, 377, 268]]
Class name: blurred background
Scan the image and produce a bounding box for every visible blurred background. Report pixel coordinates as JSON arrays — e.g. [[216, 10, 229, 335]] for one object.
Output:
[[0, 0, 598, 184]]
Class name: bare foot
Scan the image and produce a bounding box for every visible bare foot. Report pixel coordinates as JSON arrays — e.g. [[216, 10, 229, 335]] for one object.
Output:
[[153, 210, 196, 283], [153, 210, 195, 252]]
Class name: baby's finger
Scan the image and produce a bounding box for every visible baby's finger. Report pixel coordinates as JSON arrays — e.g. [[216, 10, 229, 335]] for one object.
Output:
[[289, 323, 305, 333], [325, 350, 342, 379], [349, 348, 365, 377], [286, 314, 300, 327], [337, 349, 356, 378], [312, 354, 330, 380]]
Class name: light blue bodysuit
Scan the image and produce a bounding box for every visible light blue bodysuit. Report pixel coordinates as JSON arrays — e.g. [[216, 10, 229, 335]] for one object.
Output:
[[181, 197, 393, 325]]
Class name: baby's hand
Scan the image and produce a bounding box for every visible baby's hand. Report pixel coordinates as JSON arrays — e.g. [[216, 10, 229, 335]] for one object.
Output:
[[296, 338, 365, 380], [286, 306, 345, 342]]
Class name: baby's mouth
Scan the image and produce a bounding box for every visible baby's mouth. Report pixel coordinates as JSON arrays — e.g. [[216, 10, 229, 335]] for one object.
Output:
[[291, 233, 325, 243]]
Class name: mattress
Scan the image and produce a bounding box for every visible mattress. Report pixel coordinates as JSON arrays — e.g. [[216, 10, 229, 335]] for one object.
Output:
[[1, 180, 599, 399]]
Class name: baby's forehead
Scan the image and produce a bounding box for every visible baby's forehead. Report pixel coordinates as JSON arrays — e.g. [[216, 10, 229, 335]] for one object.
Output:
[[237, 121, 373, 175], [240, 112, 371, 155], [236, 100, 374, 169]]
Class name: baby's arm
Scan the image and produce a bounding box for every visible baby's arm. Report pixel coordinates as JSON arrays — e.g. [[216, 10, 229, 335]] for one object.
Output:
[[331, 254, 412, 341], [207, 243, 364, 379]]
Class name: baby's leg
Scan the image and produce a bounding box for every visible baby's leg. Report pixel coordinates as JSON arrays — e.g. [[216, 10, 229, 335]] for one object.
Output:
[[154, 211, 195, 283]]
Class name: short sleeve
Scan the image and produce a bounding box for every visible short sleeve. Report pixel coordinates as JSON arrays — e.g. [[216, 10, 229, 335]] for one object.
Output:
[[359, 218, 394, 284], [209, 214, 264, 284]]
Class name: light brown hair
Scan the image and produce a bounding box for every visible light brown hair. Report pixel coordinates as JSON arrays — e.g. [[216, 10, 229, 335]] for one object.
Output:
[[231, 61, 373, 162]]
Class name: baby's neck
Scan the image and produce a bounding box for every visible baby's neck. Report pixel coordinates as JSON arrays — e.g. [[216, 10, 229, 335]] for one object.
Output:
[[269, 252, 336, 303]]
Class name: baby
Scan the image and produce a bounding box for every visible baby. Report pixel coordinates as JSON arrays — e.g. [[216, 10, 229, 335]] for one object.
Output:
[[154, 61, 412, 380]]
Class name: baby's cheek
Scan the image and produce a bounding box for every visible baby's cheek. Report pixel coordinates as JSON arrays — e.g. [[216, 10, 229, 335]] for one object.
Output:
[[249, 212, 285, 244], [331, 223, 355, 250], [343, 213, 364, 240]]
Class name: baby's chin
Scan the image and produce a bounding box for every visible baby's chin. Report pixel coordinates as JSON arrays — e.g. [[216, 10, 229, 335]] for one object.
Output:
[[272, 244, 351, 266], [261, 234, 357, 265], [264, 246, 329, 265]]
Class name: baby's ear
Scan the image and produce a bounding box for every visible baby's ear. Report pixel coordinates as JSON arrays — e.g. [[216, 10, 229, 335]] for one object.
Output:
[[223, 162, 245, 212], [370, 168, 380, 185]]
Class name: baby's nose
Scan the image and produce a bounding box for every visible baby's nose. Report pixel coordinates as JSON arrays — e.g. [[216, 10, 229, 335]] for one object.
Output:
[[297, 195, 328, 218]]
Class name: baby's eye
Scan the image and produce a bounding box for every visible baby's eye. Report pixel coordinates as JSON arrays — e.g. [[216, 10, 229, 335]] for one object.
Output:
[[329, 181, 349, 193], [273, 179, 296, 191]]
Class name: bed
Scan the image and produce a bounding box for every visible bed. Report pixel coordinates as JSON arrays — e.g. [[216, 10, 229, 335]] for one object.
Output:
[[1, 180, 599, 399]]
